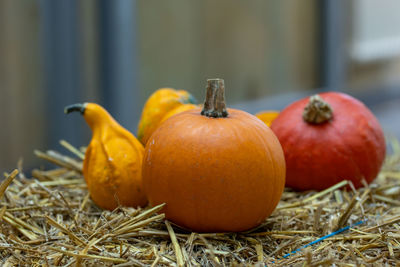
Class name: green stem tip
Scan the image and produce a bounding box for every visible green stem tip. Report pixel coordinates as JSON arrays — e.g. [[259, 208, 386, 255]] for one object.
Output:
[[64, 103, 87, 115]]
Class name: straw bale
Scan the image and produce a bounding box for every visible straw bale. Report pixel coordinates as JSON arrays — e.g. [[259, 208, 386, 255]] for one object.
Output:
[[0, 138, 399, 266]]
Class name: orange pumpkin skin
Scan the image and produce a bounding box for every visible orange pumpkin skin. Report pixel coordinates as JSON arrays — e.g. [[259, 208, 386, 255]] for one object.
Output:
[[255, 110, 280, 127], [143, 108, 286, 232], [270, 92, 386, 191], [137, 88, 196, 145]]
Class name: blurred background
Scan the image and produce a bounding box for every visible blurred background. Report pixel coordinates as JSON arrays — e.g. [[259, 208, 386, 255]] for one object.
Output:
[[1, 0, 400, 172]]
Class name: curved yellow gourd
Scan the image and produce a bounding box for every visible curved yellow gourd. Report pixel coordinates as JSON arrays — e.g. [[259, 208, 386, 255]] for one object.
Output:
[[137, 88, 196, 145], [255, 110, 280, 127], [65, 103, 147, 210]]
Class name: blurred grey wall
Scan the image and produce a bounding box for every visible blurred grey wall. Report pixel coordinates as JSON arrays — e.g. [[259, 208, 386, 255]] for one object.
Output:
[[1, 0, 400, 173], [0, 0, 45, 172], [137, 1, 319, 103]]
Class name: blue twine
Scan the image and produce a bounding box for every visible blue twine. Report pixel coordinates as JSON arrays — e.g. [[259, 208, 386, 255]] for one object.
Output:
[[269, 219, 366, 264]]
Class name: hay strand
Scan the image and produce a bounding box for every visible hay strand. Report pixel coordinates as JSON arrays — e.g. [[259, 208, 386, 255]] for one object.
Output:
[[0, 169, 18, 199], [165, 220, 185, 266]]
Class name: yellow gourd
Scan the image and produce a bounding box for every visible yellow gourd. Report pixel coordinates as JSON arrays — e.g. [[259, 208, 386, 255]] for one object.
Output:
[[65, 103, 147, 210], [255, 110, 280, 127], [159, 103, 198, 124], [137, 88, 196, 145]]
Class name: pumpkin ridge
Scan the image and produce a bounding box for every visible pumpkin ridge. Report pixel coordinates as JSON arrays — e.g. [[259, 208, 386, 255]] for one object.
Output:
[[240, 117, 281, 213], [328, 122, 362, 187], [328, 95, 381, 186]]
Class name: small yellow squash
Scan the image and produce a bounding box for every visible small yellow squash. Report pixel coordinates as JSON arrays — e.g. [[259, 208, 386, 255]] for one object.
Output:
[[137, 88, 196, 145], [255, 110, 280, 127]]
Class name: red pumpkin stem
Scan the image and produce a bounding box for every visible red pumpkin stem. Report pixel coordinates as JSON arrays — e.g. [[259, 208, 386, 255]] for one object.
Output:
[[302, 94, 333, 124], [201, 78, 229, 118]]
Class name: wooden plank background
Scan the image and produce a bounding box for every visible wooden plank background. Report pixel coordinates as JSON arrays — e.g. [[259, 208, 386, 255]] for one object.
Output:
[[136, 0, 319, 103], [0, 0, 45, 172], [1, 0, 399, 173], [0, 1, 319, 172]]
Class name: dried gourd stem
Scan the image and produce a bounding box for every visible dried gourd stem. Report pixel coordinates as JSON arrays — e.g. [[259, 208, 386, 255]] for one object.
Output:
[[303, 94, 333, 124], [201, 79, 228, 118], [64, 103, 87, 115]]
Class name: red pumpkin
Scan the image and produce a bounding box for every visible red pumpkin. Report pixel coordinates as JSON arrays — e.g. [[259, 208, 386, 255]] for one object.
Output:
[[142, 79, 286, 232], [270, 92, 386, 191]]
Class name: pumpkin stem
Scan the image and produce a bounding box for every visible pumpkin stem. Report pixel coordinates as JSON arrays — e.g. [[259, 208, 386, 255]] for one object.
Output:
[[201, 78, 229, 118], [302, 95, 333, 124]]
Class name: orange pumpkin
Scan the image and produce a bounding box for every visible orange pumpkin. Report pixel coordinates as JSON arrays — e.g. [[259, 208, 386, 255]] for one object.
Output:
[[137, 88, 196, 145], [65, 103, 147, 210], [255, 110, 280, 127], [142, 79, 286, 232]]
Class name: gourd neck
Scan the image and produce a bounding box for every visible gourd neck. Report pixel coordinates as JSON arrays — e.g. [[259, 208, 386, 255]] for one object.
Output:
[[65, 103, 118, 133], [302, 94, 333, 124], [201, 78, 229, 118]]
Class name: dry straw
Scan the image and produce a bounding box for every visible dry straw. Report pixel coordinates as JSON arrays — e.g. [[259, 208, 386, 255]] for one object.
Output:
[[1, 138, 400, 266]]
